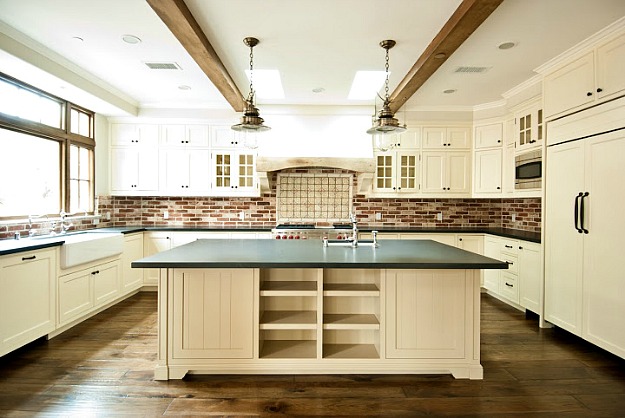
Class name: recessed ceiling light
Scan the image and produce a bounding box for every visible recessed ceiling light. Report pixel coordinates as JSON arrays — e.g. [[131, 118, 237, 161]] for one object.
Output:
[[178, 85, 191, 90], [498, 42, 516, 50], [312, 87, 325, 94], [348, 71, 387, 100], [245, 69, 284, 99], [122, 34, 142, 44], [443, 89, 457, 94]]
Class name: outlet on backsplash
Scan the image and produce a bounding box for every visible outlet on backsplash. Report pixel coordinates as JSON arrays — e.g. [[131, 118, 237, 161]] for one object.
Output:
[[511, 213, 516, 222], [437, 212, 443, 221]]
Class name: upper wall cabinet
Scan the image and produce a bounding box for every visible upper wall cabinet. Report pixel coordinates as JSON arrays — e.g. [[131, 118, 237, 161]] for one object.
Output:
[[376, 128, 421, 149], [422, 127, 471, 149], [543, 32, 625, 120], [160, 125, 209, 148], [210, 126, 246, 149], [110, 124, 159, 146], [474, 122, 503, 149], [514, 99, 543, 153]]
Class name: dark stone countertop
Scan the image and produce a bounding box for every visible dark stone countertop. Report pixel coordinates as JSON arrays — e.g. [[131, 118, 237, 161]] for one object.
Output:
[[131, 238, 509, 270]]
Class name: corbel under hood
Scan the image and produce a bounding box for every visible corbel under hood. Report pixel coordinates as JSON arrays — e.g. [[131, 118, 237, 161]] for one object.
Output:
[[256, 156, 375, 193]]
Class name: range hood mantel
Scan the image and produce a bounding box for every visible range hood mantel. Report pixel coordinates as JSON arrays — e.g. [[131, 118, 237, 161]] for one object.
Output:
[[256, 156, 375, 193]]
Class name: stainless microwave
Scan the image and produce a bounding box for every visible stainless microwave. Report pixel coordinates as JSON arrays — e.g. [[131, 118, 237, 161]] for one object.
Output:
[[515, 149, 542, 190]]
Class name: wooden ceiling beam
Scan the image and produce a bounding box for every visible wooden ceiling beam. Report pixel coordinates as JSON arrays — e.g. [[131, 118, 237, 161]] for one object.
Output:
[[146, 0, 245, 111], [389, 0, 503, 113]]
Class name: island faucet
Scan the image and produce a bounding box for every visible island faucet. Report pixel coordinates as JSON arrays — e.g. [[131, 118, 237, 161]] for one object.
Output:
[[350, 212, 358, 248]]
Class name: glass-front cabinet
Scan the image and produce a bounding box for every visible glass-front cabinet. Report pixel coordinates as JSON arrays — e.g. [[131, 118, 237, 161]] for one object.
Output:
[[211, 151, 258, 195], [372, 150, 420, 194]]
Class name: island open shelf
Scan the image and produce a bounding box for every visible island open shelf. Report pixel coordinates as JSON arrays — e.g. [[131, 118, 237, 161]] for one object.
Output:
[[131, 239, 507, 380]]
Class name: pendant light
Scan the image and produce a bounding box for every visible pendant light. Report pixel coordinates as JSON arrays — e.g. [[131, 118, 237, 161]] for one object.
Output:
[[231, 37, 271, 134], [367, 40, 406, 137]]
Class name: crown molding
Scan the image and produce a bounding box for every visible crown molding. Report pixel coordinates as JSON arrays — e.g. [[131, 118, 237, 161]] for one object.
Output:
[[501, 74, 542, 99]]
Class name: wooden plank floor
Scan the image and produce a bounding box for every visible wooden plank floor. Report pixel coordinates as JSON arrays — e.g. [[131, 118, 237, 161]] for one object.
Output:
[[1, 292, 624, 417]]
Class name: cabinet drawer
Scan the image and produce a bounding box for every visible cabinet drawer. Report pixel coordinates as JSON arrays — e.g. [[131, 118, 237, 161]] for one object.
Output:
[[501, 254, 519, 275], [500, 238, 519, 255], [500, 273, 519, 303]]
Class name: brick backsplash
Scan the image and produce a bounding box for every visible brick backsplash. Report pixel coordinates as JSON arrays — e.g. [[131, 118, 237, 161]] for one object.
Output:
[[0, 170, 542, 239]]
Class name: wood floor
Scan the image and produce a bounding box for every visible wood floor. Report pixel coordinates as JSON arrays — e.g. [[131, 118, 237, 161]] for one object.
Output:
[[1, 292, 624, 417]]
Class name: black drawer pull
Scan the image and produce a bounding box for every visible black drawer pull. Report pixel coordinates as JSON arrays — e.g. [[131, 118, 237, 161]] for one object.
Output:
[[506, 261, 514, 265], [504, 245, 513, 248], [505, 282, 513, 287], [21, 255, 36, 261]]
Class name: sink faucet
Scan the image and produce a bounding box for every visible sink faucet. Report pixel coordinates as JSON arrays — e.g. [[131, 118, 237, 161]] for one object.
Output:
[[350, 212, 358, 248], [28, 214, 48, 237], [59, 210, 74, 234]]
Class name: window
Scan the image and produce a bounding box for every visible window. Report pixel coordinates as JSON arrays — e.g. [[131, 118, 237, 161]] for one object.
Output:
[[0, 72, 95, 219], [0, 129, 61, 217]]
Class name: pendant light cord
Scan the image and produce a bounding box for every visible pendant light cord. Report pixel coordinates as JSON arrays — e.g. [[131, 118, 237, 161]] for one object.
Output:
[[248, 43, 255, 104], [384, 47, 390, 103]]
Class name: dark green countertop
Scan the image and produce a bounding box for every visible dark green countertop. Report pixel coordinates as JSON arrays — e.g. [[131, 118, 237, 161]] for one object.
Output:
[[131, 239, 509, 270]]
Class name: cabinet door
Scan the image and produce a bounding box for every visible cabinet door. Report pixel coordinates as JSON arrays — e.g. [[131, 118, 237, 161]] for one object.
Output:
[[582, 131, 625, 357], [502, 145, 516, 194], [544, 141, 584, 335], [482, 237, 500, 293], [160, 125, 187, 147], [447, 152, 470, 193], [110, 124, 158, 146], [111, 147, 158, 193], [396, 151, 420, 193], [172, 269, 255, 358], [59, 269, 93, 325], [122, 233, 144, 293], [474, 123, 503, 149], [422, 128, 446, 148], [447, 127, 471, 149], [519, 242, 541, 314], [396, 128, 421, 148], [544, 52, 595, 119], [474, 149, 502, 194], [0, 249, 56, 356], [421, 152, 445, 193], [235, 153, 256, 191], [373, 152, 395, 193], [143, 234, 171, 286], [161, 149, 189, 192], [386, 270, 466, 358], [456, 235, 483, 255], [210, 125, 241, 148], [186, 125, 209, 147], [596, 32, 625, 101], [93, 261, 121, 308]]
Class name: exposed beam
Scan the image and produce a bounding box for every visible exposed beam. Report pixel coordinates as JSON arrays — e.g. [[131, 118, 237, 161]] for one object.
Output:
[[389, 0, 503, 113], [146, 0, 245, 111]]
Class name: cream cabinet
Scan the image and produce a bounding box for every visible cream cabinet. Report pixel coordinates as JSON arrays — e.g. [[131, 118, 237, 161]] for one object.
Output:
[[543, 32, 625, 119], [171, 268, 255, 359], [482, 236, 500, 293], [375, 128, 421, 149], [473, 148, 502, 195], [518, 242, 541, 314], [386, 269, 467, 359], [160, 125, 209, 147], [0, 248, 56, 357], [372, 150, 420, 194], [110, 123, 160, 195], [422, 127, 471, 149], [110, 147, 159, 194], [58, 258, 121, 326], [160, 149, 210, 195], [474, 123, 503, 149], [122, 233, 144, 293], [422, 151, 470, 195], [514, 99, 544, 153], [502, 144, 516, 195], [545, 126, 625, 358], [210, 125, 246, 148], [210, 150, 258, 196], [143, 232, 172, 286]]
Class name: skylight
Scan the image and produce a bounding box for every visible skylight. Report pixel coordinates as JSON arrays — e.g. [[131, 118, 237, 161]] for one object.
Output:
[[348, 71, 388, 100], [245, 69, 284, 99]]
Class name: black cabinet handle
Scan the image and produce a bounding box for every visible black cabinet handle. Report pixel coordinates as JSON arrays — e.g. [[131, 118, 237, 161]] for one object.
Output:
[[505, 282, 513, 287], [458, 238, 463, 241], [393, 187, 397, 190], [580, 192, 589, 234], [519, 246, 523, 250], [505, 245, 513, 248], [497, 140, 501, 143], [597, 88, 603, 93], [496, 186, 501, 190], [587, 92, 593, 96], [21, 255, 36, 261], [506, 261, 514, 265], [574, 192, 583, 233]]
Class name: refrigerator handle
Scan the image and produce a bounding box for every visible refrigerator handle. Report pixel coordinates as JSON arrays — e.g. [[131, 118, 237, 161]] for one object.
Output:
[[574, 192, 583, 233], [580, 192, 589, 234]]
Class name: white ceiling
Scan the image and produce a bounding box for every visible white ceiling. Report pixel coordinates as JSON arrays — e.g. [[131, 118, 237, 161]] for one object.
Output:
[[0, 0, 624, 116]]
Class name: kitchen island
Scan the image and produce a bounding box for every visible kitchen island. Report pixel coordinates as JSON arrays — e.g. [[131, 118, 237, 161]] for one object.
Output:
[[132, 239, 507, 380]]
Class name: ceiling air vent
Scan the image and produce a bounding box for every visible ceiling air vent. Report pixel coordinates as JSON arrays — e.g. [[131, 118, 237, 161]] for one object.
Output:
[[144, 62, 182, 70], [454, 66, 490, 74]]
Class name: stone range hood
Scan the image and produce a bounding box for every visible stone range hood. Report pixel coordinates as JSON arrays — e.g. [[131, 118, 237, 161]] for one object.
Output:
[[253, 111, 376, 193], [256, 156, 375, 193]]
